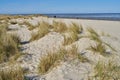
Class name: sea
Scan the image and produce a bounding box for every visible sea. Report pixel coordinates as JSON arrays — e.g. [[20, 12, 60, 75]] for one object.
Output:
[[43, 13, 120, 21], [8, 13, 120, 21]]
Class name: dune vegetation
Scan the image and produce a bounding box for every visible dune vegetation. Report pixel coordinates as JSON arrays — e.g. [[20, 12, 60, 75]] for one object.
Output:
[[92, 61, 120, 80], [30, 21, 50, 41], [86, 27, 116, 56], [38, 45, 88, 74], [0, 24, 20, 63], [0, 15, 119, 80], [63, 23, 83, 45], [52, 21, 68, 33], [0, 66, 25, 80]]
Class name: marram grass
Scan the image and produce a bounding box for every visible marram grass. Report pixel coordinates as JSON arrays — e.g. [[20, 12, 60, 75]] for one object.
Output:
[[87, 42, 106, 55], [93, 61, 120, 80], [63, 31, 79, 45], [52, 21, 68, 33], [87, 27, 116, 55], [63, 23, 83, 45], [38, 45, 89, 74], [0, 67, 25, 80], [0, 24, 20, 63], [30, 21, 50, 41]]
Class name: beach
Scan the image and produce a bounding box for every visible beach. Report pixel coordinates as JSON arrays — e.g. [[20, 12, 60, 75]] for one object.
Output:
[[0, 16, 120, 80], [50, 17, 120, 38]]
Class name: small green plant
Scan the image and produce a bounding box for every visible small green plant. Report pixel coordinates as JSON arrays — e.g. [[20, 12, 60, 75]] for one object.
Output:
[[0, 67, 25, 80], [93, 61, 120, 80], [30, 22, 50, 41]]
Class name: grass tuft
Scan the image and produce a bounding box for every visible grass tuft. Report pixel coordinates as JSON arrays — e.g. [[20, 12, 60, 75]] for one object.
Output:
[[93, 61, 120, 80], [87, 42, 106, 55], [0, 67, 25, 80], [63, 23, 83, 45], [63, 31, 79, 45], [87, 28, 102, 43], [0, 24, 20, 63], [87, 27, 102, 43], [87, 27, 116, 55], [30, 21, 50, 41], [52, 21, 68, 33], [87, 27, 99, 37], [70, 22, 83, 34], [38, 45, 88, 74], [10, 34, 20, 46], [66, 45, 89, 62], [38, 49, 65, 74]]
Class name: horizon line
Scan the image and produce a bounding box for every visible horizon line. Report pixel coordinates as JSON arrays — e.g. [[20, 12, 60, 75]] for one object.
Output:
[[0, 12, 120, 15]]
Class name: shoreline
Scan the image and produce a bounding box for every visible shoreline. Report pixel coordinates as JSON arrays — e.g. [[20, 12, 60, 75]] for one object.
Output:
[[1, 14, 120, 21], [48, 16, 120, 21]]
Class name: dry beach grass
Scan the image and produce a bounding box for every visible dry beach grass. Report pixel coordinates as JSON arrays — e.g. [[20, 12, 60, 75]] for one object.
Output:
[[0, 24, 21, 63], [0, 66, 25, 80], [0, 15, 120, 80], [38, 45, 88, 74]]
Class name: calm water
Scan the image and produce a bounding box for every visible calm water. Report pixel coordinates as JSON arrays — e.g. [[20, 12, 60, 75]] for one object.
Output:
[[44, 13, 120, 21]]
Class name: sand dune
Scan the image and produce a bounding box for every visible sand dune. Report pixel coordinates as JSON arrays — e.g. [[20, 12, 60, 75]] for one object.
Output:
[[0, 16, 120, 80]]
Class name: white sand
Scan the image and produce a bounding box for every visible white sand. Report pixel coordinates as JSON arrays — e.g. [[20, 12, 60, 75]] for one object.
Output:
[[51, 18, 120, 53], [1, 17, 120, 80], [52, 18, 120, 39]]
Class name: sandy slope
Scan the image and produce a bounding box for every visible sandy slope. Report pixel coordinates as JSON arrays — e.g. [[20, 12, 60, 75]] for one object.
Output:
[[51, 18, 120, 52], [1, 17, 120, 80], [53, 18, 120, 38]]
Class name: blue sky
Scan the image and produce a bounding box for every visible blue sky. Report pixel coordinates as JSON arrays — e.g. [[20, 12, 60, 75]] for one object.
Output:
[[0, 0, 120, 14]]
